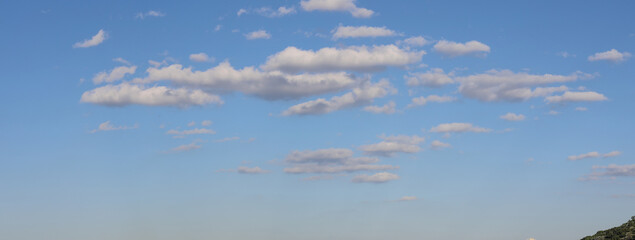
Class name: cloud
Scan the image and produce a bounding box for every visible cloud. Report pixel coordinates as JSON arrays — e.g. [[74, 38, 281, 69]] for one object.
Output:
[[139, 62, 357, 100], [201, 120, 213, 126], [433, 40, 490, 57], [262, 45, 424, 73], [189, 53, 213, 62], [135, 10, 165, 19], [80, 83, 223, 107], [214, 136, 240, 143], [359, 135, 425, 157], [282, 80, 395, 115], [588, 49, 631, 62], [169, 141, 202, 152], [545, 91, 607, 103], [500, 113, 526, 121], [352, 172, 399, 183], [582, 164, 635, 180], [187, 121, 196, 127], [406, 68, 455, 88], [166, 128, 216, 136], [430, 140, 451, 149], [407, 95, 455, 108], [397, 36, 430, 47], [455, 69, 591, 102], [113, 57, 132, 65], [398, 196, 418, 201], [567, 151, 600, 161], [602, 151, 622, 158], [92, 66, 137, 84], [214, 25, 222, 31], [283, 148, 398, 174], [245, 30, 271, 40], [332, 25, 397, 39], [300, 0, 374, 18], [73, 29, 107, 48], [237, 7, 296, 17], [363, 101, 396, 114], [575, 107, 588, 111], [90, 121, 137, 133], [430, 123, 492, 133], [237, 166, 270, 174]]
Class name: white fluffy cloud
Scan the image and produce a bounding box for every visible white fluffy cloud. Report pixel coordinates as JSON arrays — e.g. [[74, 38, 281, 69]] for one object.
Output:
[[602, 151, 622, 158], [332, 25, 397, 39], [245, 30, 271, 40], [73, 29, 107, 48], [430, 123, 492, 133], [363, 101, 396, 114], [139, 62, 357, 100], [300, 0, 374, 18], [90, 121, 137, 133], [261, 45, 424, 73], [359, 135, 425, 157], [92, 66, 137, 84], [135, 10, 165, 19], [237, 166, 270, 174], [406, 68, 455, 88], [237, 6, 296, 17], [433, 40, 490, 57], [80, 83, 223, 107], [407, 95, 455, 108], [282, 80, 395, 115], [545, 91, 607, 103], [283, 148, 398, 174], [455, 70, 590, 102], [189, 53, 212, 62], [588, 49, 631, 62], [583, 164, 635, 180], [352, 172, 399, 183], [500, 113, 526, 121]]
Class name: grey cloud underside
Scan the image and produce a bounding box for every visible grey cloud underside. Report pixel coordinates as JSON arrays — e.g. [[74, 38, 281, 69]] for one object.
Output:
[[140, 62, 358, 100], [282, 148, 398, 175], [359, 135, 425, 157]]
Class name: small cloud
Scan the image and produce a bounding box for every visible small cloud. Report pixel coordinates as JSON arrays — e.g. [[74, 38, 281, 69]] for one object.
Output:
[[602, 151, 622, 158], [588, 49, 631, 62], [429, 122, 491, 133], [187, 121, 196, 127], [237, 166, 269, 174], [136, 10, 165, 19], [433, 40, 490, 57], [557, 51, 575, 58], [214, 137, 240, 143], [90, 121, 137, 133], [245, 30, 271, 40], [201, 120, 213, 126], [545, 91, 608, 103], [430, 140, 451, 150], [214, 24, 222, 31], [73, 29, 107, 48], [166, 128, 216, 136], [168, 141, 202, 153], [548, 110, 560, 115], [397, 36, 430, 47], [398, 196, 417, 201], [112, 57, 132, 65], [363, 101, 396, 114], [575, 107, 588, 111], [352, 172, 399, 183], [500, 112, 526, 121], [189, 52, 213, 62], [237, 8, 247, 16]]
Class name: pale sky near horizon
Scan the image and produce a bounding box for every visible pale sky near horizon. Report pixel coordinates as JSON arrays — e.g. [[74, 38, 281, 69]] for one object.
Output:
[[1, 1, 634, 240]]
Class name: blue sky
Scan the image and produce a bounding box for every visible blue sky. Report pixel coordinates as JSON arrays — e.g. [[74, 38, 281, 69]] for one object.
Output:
[[1, 0, 634, 239]]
